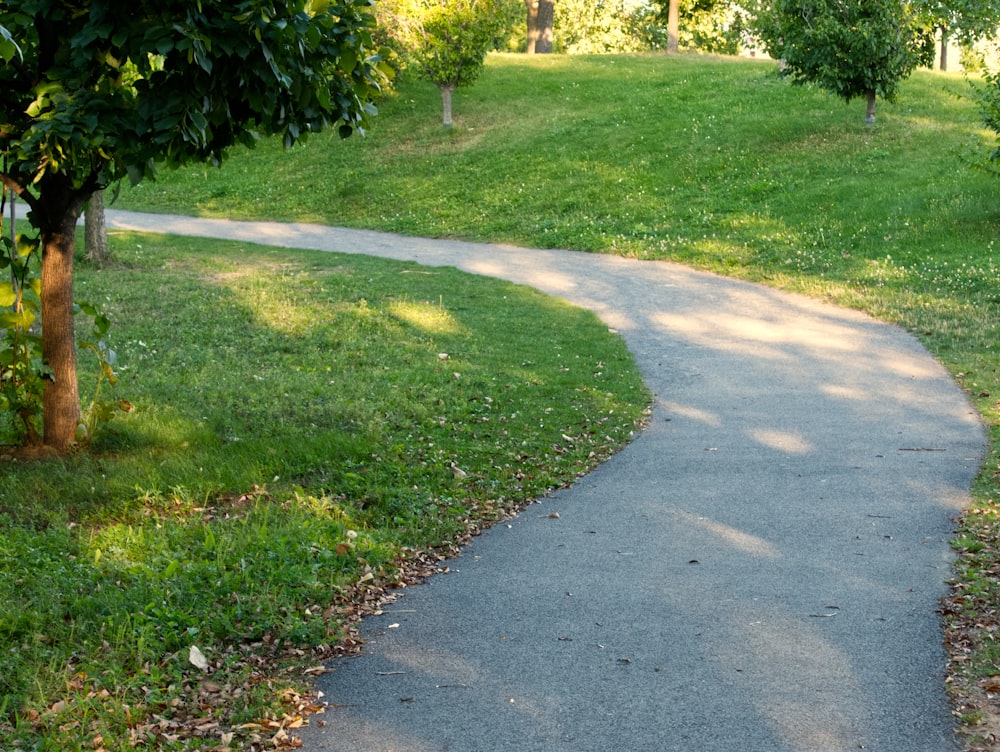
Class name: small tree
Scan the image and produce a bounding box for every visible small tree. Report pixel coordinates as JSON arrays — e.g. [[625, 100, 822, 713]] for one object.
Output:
[[407, 0, 507, 126], [0, 0, 384, 453], [752, 0, 934, 124]]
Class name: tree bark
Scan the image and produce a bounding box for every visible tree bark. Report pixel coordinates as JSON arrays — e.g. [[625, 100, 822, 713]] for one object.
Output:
[[865, 91, 877, 125], [667, 0, 680, 54], [37, 175, 86, 452], [440, 85, 455, 127], [526, 0, 538, 53], [525, 0, 554, 53], [84, 190, 109, 265], [939, 26, 949, 71]]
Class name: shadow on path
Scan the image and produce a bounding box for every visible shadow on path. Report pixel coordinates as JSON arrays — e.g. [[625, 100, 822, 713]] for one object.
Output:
[[108, 211, 985, 752]]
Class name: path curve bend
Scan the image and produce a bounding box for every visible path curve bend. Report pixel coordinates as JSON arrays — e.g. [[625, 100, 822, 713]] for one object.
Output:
[[107, 210, 985, 752]]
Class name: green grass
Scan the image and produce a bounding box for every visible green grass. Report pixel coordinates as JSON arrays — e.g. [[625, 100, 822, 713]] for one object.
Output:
[[116, 51, 1000, 747], [0, 233, 649, 750], [122, 54, 1000, 424]]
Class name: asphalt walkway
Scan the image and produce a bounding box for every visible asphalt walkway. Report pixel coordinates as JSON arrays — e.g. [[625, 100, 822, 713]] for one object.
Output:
[[108, 210, 986, 751]]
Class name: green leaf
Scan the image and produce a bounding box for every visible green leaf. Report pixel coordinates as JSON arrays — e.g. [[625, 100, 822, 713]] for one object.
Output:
[[340, 48, 358, 75], [0, 281, 16, 307], [0, 309, 34, 329], [306, 0, 330, 16]]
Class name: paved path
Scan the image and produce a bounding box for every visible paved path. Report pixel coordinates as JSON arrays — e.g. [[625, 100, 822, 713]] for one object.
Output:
[[108, 210, 985, 751]]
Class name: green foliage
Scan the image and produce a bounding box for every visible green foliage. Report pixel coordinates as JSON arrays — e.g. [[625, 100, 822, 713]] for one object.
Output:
[[554, 0, 657, 53], [538, 0, 747, 55], [0, 22, 19, 62], [403, 0, 510, 90], [0, 0, 385, 451], [0, 216, 127, 446], [913, 0, 1000, 42], [0, 232, 46, 444], [0, 0, 385, 192], [376, 0, 521, 68], [680, 1, 752, 54], [751, 0, 934, 116], [647, 0, 750, 53], [76, 301, 128, 445], [972, 63, 1000, 168]]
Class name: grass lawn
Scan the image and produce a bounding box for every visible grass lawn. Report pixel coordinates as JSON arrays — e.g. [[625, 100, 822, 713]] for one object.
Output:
[[6, 50, 1000, 749], [0, 233, 649, 750]]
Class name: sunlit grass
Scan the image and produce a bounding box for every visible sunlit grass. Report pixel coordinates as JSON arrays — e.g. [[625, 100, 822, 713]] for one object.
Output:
[[0, 232, 649, 750]]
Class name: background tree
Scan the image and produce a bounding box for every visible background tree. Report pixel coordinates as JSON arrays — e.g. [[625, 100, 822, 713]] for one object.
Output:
[[552, 0, 659, 53], [84, 191, 109, 266], [752, 0, 934, 125], [913, 0, 1000, 70], [395, 0, 508, 126], [0, 0, 383, 452], [973, 51, 1000, 170], [667, 0, 680, 52], [526, 0, 556, 53], [648, 0, 748, 55]]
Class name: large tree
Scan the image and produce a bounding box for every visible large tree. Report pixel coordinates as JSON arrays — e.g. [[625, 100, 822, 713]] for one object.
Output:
[[0, 0, 383, 452], [753, 0, 934, 125]]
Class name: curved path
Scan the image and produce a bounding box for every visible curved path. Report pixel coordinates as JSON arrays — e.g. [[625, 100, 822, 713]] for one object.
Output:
[[108, 210, 985, 751]]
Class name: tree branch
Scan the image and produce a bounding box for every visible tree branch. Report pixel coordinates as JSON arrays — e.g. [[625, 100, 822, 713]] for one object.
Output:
[[0, 172, 40, 214]]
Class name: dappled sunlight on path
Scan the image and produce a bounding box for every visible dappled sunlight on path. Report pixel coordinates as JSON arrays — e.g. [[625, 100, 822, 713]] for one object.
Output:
[[107, 211, 985, 752]]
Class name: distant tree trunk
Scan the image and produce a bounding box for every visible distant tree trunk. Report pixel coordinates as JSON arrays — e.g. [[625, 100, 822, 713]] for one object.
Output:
[[84, 190, 110, 265], [866, 91, 877, 125], [525, 0, 554, 53], [667, 0, 680, 53], [440, 85, 456, 127], [939, 26, 949, 71]]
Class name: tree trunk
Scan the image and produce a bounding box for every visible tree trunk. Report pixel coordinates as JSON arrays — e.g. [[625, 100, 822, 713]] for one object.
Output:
[[525, 0, 553, 53], [939, 26, 949, 71], [85, 189, 110, 265], [37, 176, 86, 452], [865, 91, 877, 125], [667, 0, 680, 54], [536, 0, 553, 53], [526, 0, 538, 53], [440, 85, 455, 127]]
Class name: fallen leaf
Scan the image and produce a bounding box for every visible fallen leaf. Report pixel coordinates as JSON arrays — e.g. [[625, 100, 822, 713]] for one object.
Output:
[[189, 645, 209, 671], [303, 666, 332, 676]]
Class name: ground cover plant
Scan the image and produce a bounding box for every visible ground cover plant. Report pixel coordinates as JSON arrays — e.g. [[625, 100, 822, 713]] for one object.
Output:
[[118, 52, 1000, 748], [0, 232, 649, 750]]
